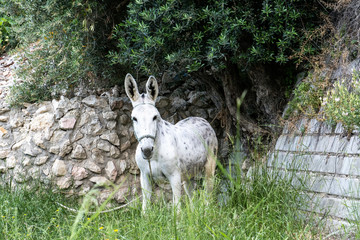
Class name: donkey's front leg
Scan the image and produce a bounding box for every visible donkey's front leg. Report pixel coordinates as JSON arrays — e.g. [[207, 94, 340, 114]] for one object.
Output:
[[140, 172, 153, 212], [168, 172, 182, 210]]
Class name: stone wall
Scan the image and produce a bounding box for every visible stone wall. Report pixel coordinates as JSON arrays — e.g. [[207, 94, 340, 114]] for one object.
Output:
[[0, 82, 222, 203], [268, 118, 360, 230]]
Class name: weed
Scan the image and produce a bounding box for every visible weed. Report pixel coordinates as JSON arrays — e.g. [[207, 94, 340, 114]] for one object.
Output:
[[284, 73, 325, 120], [2, 0, 123, 106], [322, 71, 360, 133], [0, 16, 15, 53]]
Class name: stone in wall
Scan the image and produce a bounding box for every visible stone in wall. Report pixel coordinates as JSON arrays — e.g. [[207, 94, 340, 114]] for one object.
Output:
[[30, 112, 54, 131], [72, 165, 88, 181], [35, 156, 49, 166], [105, 161, 117, 182], [57, 176, 72, 189], [59, 117, 77, 130], [0, 149, 10, 159], [6, 155, 16, 168], [52, 159, 67, 177], [71, 145, 87, 159]]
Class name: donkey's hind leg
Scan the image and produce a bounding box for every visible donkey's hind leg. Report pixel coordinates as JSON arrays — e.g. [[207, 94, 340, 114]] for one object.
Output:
[[204, 147, 217, 193], [183, 177, 194, 209], [183, 178, 194, 199]]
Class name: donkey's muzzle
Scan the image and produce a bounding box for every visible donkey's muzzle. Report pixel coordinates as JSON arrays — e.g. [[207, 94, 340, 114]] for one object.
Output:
[[141, 147, 153, 159]]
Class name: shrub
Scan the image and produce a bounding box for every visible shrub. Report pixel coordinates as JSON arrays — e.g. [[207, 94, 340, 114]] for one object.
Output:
[[2, 0, 123, 106], [284, 74, 325, 119], [322, 71, 360, 133], [109, 0, 327, 75], [108, 0, 330, 134], [0, 15, 15, 53]]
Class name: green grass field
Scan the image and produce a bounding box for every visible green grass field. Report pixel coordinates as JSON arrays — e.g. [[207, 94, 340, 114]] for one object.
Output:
[[0, 166, 327, 240]]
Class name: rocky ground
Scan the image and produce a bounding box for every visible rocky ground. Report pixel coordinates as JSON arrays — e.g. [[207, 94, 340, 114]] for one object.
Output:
[[0, 53, 16, 100]]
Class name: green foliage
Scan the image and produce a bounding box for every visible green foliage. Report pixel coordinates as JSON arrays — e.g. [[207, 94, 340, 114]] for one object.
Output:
[[284, 75, 325, 119], [285, 70, 360, 133], [0, 166, 319, 239], [322, 71, 360, 133], [0, 184, 75, 239], [7, 80, 52, 106], [109, 0, 325, 75], [2, 0, 121, 105], [0, 16, 15, 53]]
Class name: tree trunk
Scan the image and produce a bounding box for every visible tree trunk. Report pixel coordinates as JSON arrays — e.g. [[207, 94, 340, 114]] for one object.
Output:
[[193, 64, 269, 138], [247, 64, 281, 127], [220, 64, 269, 137]]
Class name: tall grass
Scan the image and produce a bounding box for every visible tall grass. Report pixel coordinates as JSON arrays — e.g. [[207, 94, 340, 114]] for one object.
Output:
[[0, 162, 319, 239], [0, 96, 321, 239]]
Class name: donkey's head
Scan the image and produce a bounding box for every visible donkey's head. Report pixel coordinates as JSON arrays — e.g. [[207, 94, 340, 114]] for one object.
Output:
[[125, 74, 160, 159]]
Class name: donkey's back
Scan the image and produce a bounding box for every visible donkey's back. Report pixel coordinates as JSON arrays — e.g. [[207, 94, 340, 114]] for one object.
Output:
[[173, 117, 218, 178]]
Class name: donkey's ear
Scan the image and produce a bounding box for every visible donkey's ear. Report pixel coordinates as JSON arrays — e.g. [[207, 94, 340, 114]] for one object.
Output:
[[124, 73, 140, 102], [146, 76, 159, 101]]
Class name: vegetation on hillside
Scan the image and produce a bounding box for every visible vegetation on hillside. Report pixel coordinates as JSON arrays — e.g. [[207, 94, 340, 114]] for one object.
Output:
[[0, 16, 14, 53], [322, 71, 360, 134], [109, 0, 331, 135], [0, 0, 335, 136], [284, 1, 360, 134], [1, 0, 125, 104], [3, 0, 360, 150], [110, 0, 322, 72]]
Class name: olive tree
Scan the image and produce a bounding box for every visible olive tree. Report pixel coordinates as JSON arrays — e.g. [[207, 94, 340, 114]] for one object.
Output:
[[109, 0, 328, 134]]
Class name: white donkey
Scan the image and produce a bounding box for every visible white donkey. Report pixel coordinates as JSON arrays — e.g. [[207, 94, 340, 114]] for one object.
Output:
[[124, 73, 218, 211]]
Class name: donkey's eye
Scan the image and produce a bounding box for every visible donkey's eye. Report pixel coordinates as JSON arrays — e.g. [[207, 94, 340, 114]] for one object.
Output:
[[153, 116, 157, 121], [132, 117, 137, 122]]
